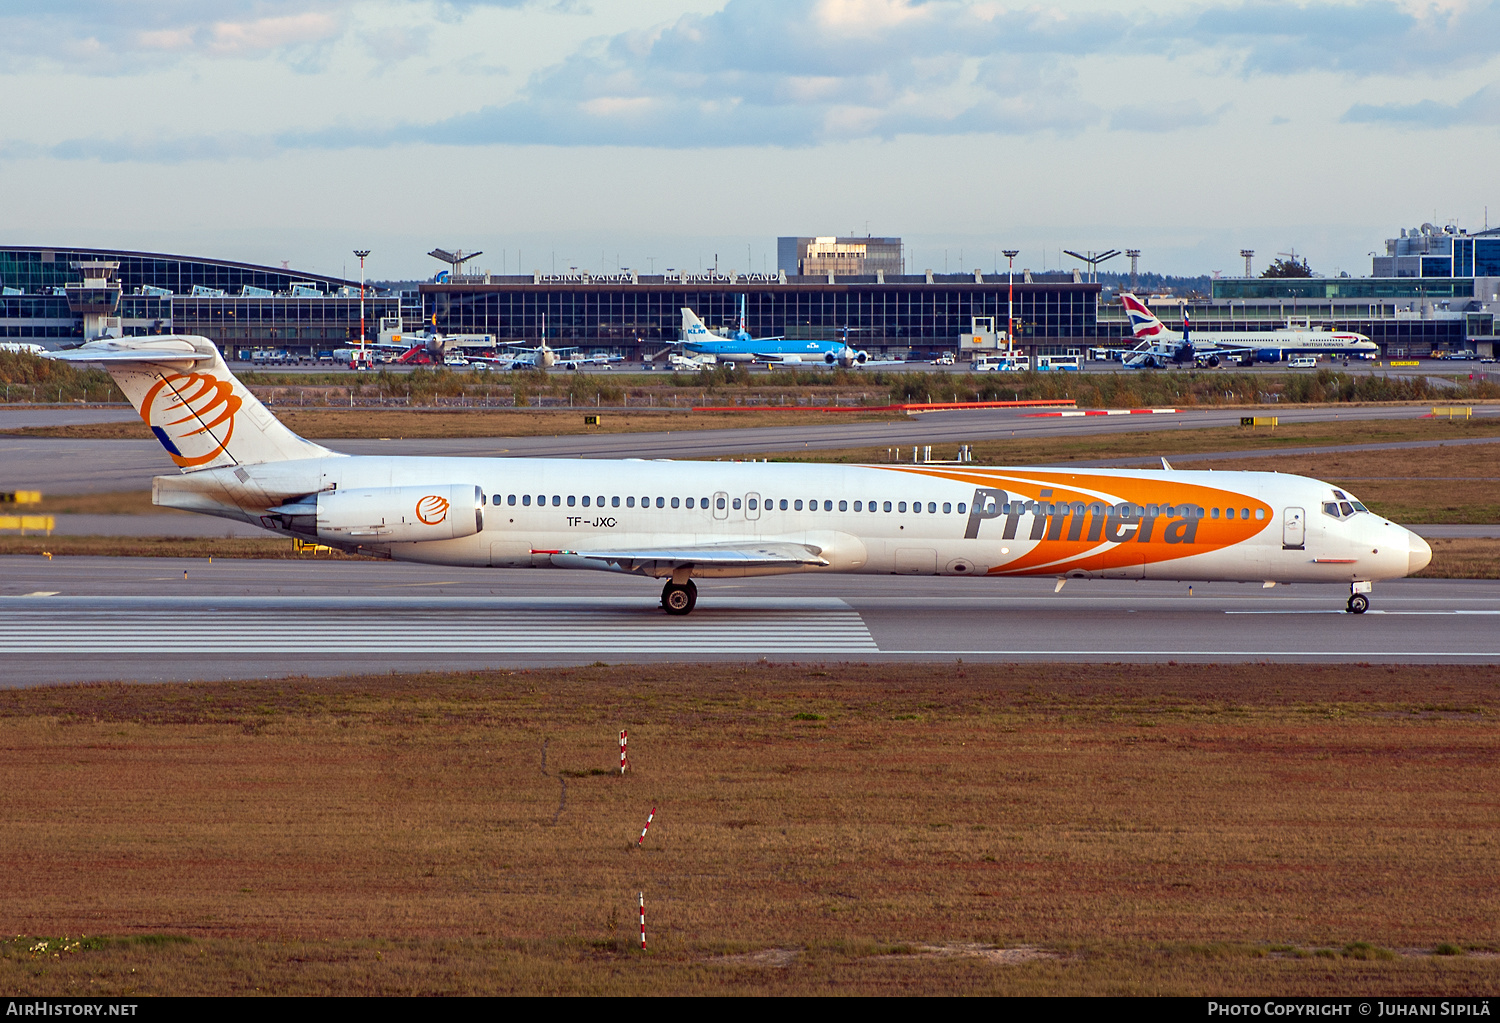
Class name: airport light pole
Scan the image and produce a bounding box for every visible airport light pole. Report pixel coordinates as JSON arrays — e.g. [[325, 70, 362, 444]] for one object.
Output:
[[353, 249, 370, 369], [1003, 250, 1019, 347]]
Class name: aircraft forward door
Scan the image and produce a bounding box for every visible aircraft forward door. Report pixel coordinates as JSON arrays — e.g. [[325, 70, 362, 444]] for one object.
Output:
[[745, 492, 761, 521], [712, 491, 729, 520], [1283, 507, 1305, 550]]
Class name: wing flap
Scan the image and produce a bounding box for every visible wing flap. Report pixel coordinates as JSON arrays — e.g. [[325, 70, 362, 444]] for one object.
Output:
[[549, 540, 827, 574]]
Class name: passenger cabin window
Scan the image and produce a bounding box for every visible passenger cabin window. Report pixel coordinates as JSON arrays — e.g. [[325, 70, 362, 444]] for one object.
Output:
[[732, 498, 741, 510], [686, 497, 694, 509], [716, 497, 726, 510], [656, 497, 665, 508], [898, 502, 907, 512], [508, 494, 517, 506], [552, 495, 561, 507], [747, 498, 757, 510], [838, 500, 847, 511], [794, 500, 803, 510], [522, 495, 531, 506], [780, 499, 789, 510], [568, 496, 576, 507], [671, 497, 680, 508], [612, 496, 620, 508], [957, 503, 966, 514], [883, 501, 892, 512], [627, 497, 635, 508]]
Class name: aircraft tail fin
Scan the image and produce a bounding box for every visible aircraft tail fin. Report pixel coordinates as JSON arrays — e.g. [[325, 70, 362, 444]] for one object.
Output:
[[680, 306, 713, 346], [1120, 293, 1179, 341], [44, 336, 336, 472]]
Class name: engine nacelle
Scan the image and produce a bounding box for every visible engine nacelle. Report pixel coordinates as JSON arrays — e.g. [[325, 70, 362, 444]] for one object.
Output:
[[317, 484, 483, 543]]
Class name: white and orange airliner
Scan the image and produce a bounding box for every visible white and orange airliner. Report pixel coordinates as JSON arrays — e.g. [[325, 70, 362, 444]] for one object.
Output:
[[47, 336, 1431, 616]]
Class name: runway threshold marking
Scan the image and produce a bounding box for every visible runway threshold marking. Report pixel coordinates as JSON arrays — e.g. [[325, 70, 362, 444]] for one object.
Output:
[[0, 607, 878, 654]]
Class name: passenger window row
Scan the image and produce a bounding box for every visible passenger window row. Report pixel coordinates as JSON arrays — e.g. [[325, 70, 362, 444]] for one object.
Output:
[[493, 493, 1262, 521], [493, 494, 970, 514]]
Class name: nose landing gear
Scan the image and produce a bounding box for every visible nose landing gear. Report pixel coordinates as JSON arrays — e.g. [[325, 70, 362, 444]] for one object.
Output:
[[1346, 583, 1371, 614], [661, 579, 698, 616]]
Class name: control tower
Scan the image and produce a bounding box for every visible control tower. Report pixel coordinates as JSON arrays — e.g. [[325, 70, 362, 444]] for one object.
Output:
[[65, 261, 122, 339]]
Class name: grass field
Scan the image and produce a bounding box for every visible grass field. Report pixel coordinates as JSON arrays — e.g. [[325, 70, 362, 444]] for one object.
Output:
[[1, 663, 1496, 995], [761, 416, 1500, 466], [1, 407, 907, 441]]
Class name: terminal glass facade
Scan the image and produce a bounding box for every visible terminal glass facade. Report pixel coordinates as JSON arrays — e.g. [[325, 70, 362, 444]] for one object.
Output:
[[425, 277, 1099, 348], [1213, 278, 1476, 301]]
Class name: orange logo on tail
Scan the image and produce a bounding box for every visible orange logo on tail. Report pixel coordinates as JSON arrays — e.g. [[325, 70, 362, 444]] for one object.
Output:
[[140, 372, 242, 468], [415, 494, 450, 525]]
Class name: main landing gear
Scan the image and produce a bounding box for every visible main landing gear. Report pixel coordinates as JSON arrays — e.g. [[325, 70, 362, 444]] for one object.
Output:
[[661, 579, 698, 616], [1346, 581, 1372, 614]]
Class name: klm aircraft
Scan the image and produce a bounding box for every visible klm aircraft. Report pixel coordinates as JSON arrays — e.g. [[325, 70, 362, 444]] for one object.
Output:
[[680, 299, 843, 366]]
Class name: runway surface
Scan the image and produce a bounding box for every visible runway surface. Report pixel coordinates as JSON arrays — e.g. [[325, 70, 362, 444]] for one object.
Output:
[[5, 402, 1498, 493], [4, 556, 1498, 685]]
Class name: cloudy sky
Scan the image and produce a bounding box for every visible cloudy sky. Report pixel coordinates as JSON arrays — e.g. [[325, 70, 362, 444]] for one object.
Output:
[[1, 0, 1495, 281]]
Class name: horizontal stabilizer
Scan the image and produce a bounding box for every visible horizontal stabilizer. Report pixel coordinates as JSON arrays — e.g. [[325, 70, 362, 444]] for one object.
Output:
[[44, 339, 213, 363]]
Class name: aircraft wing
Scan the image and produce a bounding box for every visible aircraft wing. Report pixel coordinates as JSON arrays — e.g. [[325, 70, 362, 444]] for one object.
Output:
[[547, 541, 828, 574]]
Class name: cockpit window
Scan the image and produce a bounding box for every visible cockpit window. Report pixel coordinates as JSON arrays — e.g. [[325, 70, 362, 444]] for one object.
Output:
[[1323, 496, 1367, 520]]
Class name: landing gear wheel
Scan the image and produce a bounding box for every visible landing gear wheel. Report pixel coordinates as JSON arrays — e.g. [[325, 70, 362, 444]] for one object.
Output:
[[1347, 593, 1369, 614], [661, 579, 698, 616]]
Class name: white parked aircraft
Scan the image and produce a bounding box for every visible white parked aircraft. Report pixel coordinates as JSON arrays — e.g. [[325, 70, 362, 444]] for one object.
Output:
[[1120, 293, 1379, 368], [491, 338, 619, 371], [1, 342, 46, 355], [45, 336, 1430, 616]]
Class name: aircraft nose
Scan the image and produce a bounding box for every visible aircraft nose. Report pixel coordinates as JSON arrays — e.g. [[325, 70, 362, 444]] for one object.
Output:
[[1407, 530, 1432, 575]]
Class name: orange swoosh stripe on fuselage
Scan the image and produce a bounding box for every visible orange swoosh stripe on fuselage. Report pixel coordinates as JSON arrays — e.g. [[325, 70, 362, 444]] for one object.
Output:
[[873, 464, 1272, 576]]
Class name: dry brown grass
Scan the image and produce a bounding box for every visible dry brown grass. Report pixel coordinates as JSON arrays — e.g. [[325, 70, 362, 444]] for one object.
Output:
[[762, 416, 1500, 467], [1, 663, 1497, 995], [2, 407, 905, 441], [1414, 539, 1500, 578], [0, 536, 362, 559], [1187, 442, 1500, 524], [30, 491, 181, 515]]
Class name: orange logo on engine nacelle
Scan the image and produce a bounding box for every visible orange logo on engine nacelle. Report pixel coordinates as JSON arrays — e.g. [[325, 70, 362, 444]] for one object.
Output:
[[415, 494, 450, 525], [140, 372, 242, 468]]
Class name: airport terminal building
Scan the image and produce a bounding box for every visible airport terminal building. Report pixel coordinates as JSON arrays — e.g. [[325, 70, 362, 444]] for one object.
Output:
[[420, 269, 1102, 357], [0, 247, 398, 354], [6, 232, 1495, 362]]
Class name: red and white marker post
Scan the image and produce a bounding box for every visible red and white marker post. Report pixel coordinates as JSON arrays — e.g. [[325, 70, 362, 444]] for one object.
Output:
[[620, 729, 628, 774], [638, 806, 656, 847], [639, 891, 646, 951]]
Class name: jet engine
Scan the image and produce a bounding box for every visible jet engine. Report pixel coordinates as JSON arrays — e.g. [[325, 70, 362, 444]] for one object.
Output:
[[274, 484, 485, 543]]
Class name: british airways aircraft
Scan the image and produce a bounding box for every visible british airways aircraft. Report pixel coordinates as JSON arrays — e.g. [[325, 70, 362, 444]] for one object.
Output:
[[1120, 293, 1379, 367], [44, 336, 1430, 617]]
